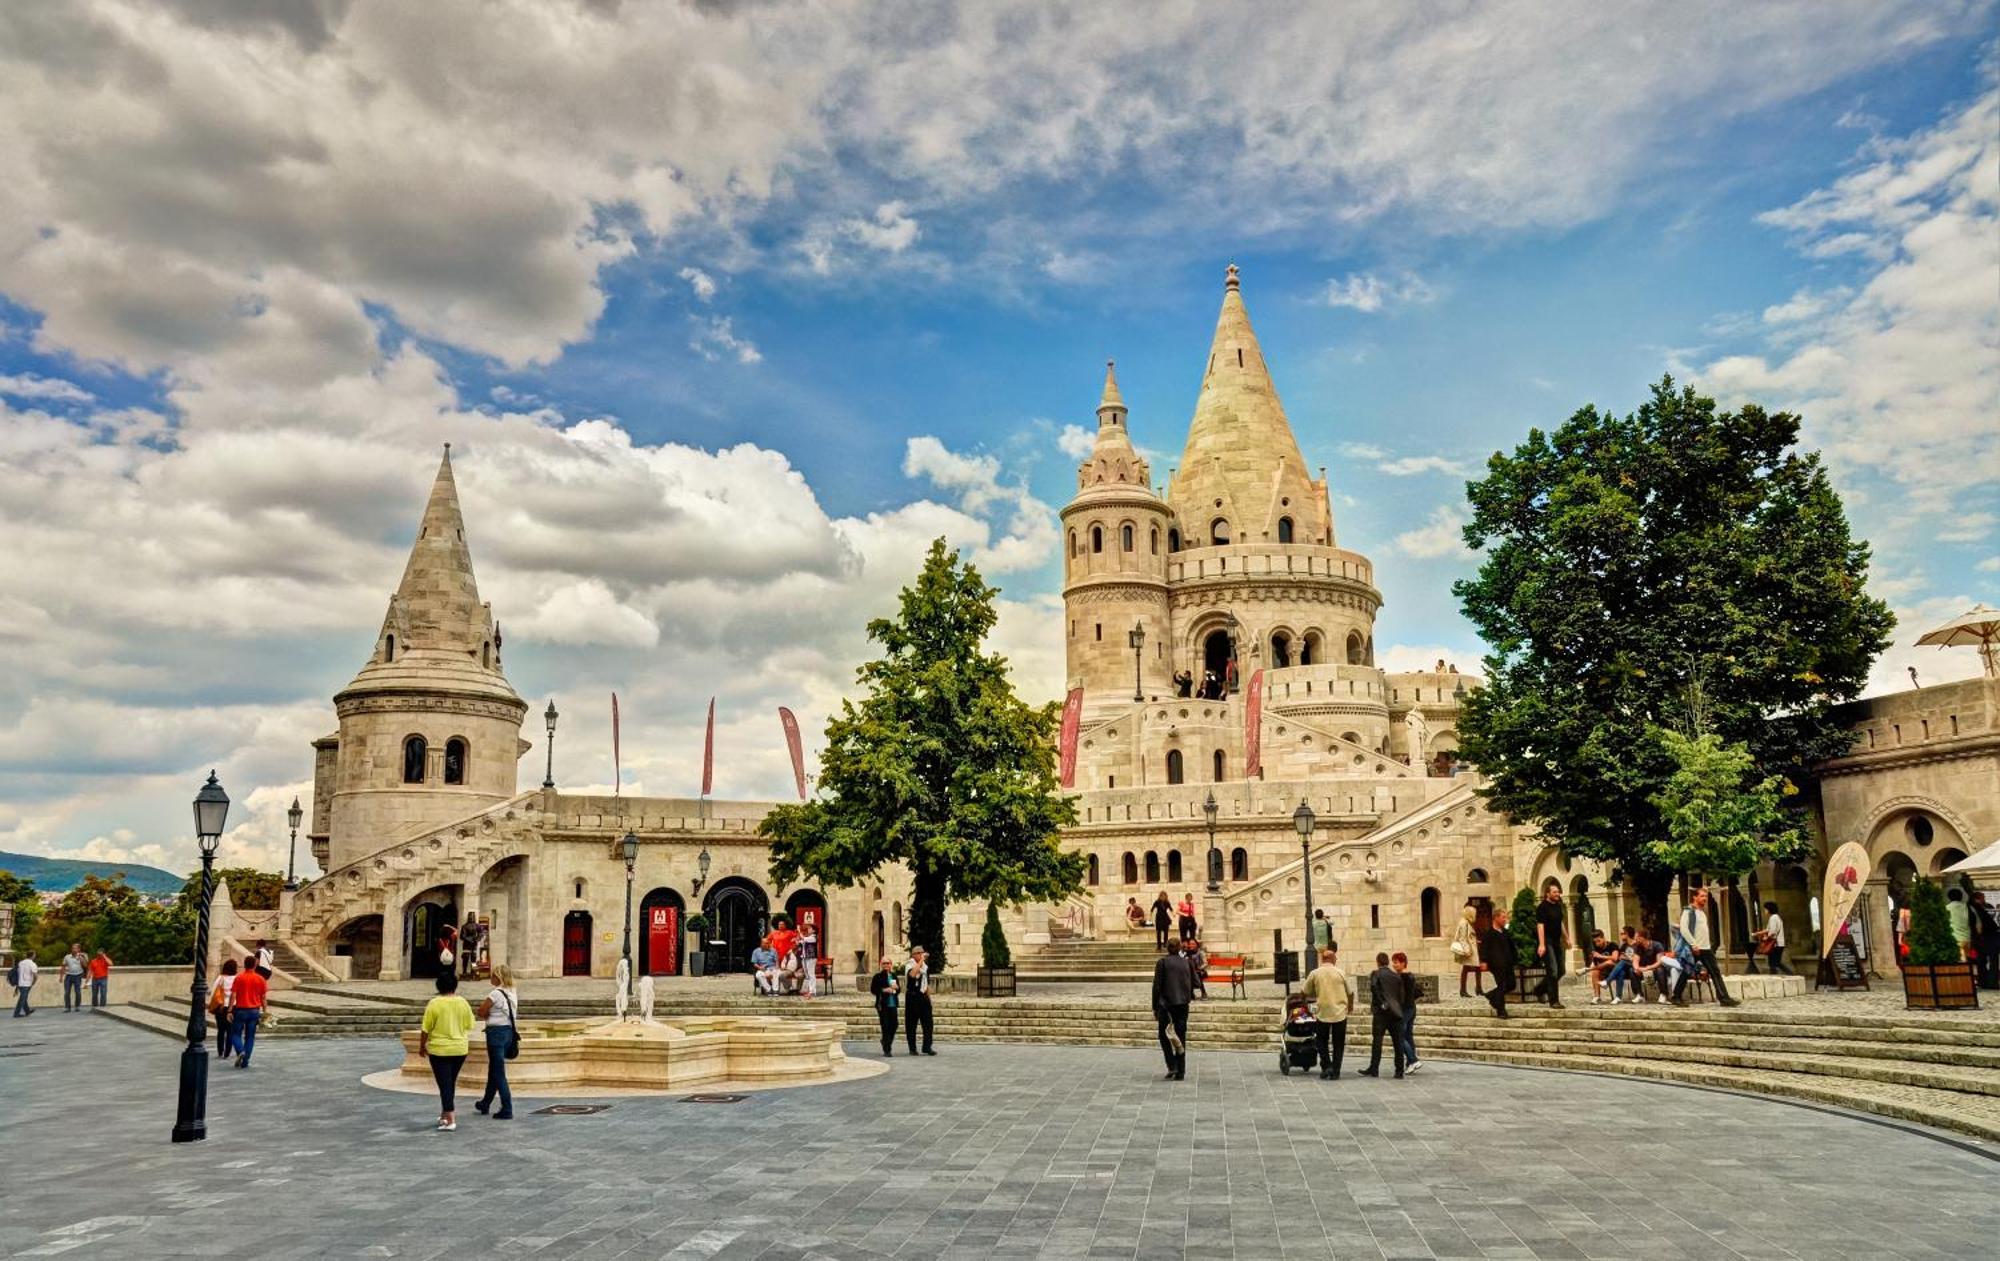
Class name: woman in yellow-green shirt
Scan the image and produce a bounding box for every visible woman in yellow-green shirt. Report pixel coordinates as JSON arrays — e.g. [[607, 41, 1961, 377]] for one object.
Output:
[[419, 971, 476, 1132]]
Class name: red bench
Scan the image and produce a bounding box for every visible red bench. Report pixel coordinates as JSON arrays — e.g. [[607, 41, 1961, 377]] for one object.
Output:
[[1204, 954, 1247, 1000]]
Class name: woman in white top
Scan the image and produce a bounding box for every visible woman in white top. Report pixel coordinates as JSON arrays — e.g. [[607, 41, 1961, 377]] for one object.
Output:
[[210, 960, 238, 1058], [1451, 905, 1485, 997], [473, 964, 518, 1120]]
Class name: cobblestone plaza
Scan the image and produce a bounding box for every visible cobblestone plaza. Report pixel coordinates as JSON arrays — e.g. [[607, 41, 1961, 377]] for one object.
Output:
[[4, 1018, 1996, 1260]]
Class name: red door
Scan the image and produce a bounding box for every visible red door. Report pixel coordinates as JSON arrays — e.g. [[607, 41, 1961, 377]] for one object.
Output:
[[646, 905, 680, 975], [562, 911, 592, 976]]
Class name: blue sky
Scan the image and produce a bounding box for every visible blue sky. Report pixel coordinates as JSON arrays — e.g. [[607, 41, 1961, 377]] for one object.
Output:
[[0, 3, 1993, 875]]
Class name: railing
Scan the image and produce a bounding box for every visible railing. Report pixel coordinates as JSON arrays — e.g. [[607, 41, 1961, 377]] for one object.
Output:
[[1053, 895, 1097, 940]]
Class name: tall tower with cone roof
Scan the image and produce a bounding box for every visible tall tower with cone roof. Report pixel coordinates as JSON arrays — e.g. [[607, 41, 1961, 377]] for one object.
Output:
[[316, 447, 529, 871]]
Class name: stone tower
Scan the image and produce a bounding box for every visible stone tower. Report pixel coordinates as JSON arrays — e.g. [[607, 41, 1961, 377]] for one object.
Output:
[[319, 448, 529, 871], [1061, 361, 1175, 715]]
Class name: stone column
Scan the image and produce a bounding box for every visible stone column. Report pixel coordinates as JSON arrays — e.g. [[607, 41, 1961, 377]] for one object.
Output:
[[379, 902, 407, 982]]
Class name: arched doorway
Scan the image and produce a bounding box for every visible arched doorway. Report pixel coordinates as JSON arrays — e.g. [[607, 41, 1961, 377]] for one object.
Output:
[[327, 914, 383, 980], [638, 887, 684, 976], [1202, 629, 1235, 692], [1882, 852, 1919, 962], [1570, 874, 1595, 945], [408, 893, 458, 979], [704, 877, 770, 974], [786, 889, 829, 970], [562, 910, 593, 976], [1271, 632, 1292, 667]]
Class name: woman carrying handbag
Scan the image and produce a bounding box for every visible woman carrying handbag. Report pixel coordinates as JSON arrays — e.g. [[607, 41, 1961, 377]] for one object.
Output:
[[473, 964, 518, 1120], [1451, 905, 1485, 997]]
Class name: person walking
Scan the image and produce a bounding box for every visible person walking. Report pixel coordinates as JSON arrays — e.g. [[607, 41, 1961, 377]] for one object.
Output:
[[419, 972, 475, 1132], [1152, 939, 1194, 1081], [460, 914, 481, 978], [231, 953, 269, 1066], [1534, 885, 1567, 1009], [1151, 892, 1172, 950], [1310, 909, 1335, 954], [1393, 952, 1421, 1072], [868, 956, 900, 1054], [797, 920, 819, 998], [904, 946, 935, 1056], [1971, 892, 2000, 990], [9, 953, 36, 1017], [1479, 909, 1516, 1019], [255, 939, 274, 974], [1359, 952, 1408, 1078], [210, 959, 238, 1057], [1673, 888, 1739, 1007], [1299, 946, 1352, 1079], [1758, 902, 1793, 976], [1451, 904, 1484, 996], [473, 964, 517, 1120], [1176, 893, 1199, 944], [88, 948, 112, 1007], [61, 943, 88, 1012]]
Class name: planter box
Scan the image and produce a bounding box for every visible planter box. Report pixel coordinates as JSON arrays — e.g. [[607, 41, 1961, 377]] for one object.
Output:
[[976, 966, 1016, 998], [687, 952, 706, 978], [1903, 961, 1979, 1010]]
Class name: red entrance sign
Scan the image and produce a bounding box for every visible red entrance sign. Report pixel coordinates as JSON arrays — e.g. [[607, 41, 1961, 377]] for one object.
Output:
[[647, 904, 680, 975]]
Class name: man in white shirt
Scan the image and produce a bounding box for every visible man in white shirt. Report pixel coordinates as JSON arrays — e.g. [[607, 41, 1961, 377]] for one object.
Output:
[[904, 947, 936, 1056], [11, 954, 38, 1017], [61, 943, 88, 1012], [1759, 901, 1792, 976], [1674, 889, 1739, 1007]]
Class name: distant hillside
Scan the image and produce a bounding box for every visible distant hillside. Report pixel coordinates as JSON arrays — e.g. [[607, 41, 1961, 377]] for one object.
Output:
[[0, 852, 185, 898]]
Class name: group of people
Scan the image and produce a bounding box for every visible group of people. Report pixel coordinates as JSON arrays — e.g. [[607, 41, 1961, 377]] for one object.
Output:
[[206, 942, 273, 1066], [417, 965, 519, 1131], [8, 943, 114, 1017], [1128, 891, 1201, 948], [867, 946, 936, 1056], [1170, 669, 1232, 700], [750, 916, 820, 997], [437, 915, 489, 979]]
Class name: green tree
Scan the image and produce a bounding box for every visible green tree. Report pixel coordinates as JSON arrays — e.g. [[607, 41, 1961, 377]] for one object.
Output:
[[0, 871, 42, 959], [1455, 380, 1892, 928], [178, 867, 283, 911], [761, 538, 1083, 971], [98, 900, 196, 965], [980, 901, 1012, 970], [1646, 728, 1801, 876], [1903, 878, 1961, 968], [33, 874, 143, 960]]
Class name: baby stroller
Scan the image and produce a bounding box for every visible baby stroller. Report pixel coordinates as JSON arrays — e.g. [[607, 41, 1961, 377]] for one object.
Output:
[[1278, 994, 1318, 1075]]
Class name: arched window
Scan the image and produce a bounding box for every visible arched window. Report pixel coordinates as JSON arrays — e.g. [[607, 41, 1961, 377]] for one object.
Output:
[[1365, 636, 1374, 666], [384, 634, 395, 663], [1121, 523, 1134, 551], [1165, 749, 1184, 785], [1346, 631, 1365, 664], [481, 640, 490, 668], [1277, 516, 1294, 543], [1150, 528, 1159, 554], [443, 737, 468, 785], [1168, 527, 1181, 552], [1301, 631, 1322, 665], [1167, 851, 1183, 881], [1230, 847, 1249, 881], [1122, 853, 1138, 884], [1087, 854, 1100, 885], [1210, 518, 1230, 545], [1091, 525, 1103, 553], [402, 735, 427, 784], [1068, 530, 1078, 557], [1144, 852, 1161, 883], [1271, 632, 1291, 668], [1906, 815, 1935, 847], [1467, 868, 1490, 884], [1420, 888, 1441, 938], [1212, 749, 1225, 782]]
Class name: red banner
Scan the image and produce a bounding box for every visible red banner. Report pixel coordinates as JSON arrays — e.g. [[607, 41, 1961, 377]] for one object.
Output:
[[1244, 669, 1264, 780], [701, 697, 716, 797], [611, 691, 621, 797], [1057, 687, 1084, 788], [646, 904, 680, 976], [778, 707, 808, 800]]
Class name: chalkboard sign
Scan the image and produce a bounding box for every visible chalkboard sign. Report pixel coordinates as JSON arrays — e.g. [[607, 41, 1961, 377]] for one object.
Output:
[[1818, 937, 1869, 991]]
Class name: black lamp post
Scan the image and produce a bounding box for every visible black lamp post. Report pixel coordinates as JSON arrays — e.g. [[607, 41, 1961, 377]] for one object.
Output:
[[542, 700, 559, 789], [619, 830, 639, 975], [1128, 622, 1146, 701], [173, 771, 230, 1144], [1203, 791, 1222, 892], [283, 796, 303, 891], [1293, 798, 1316, 964], [1226, 613, 1242, 693]]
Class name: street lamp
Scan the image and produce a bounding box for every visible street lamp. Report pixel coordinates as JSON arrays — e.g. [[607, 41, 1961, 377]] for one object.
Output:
[[693, 845, 712, 897], [1226, 613, 1242, 694], [283, 796, 303, 891], [1203, 791, 1222, 892], [1127, 622, 1146, 701], [173, 771, 230, 1144], [1293, 798, 1316, 968], [542, 699, 560, 789], [619, 830, 639, 976]]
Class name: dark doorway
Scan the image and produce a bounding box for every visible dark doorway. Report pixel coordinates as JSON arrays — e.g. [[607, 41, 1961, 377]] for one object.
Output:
[[1203, 630, 1233, 686], [639, 887, 684, 976], [409, 898, 457, 978], [562, 910, 593, 976], [786, 889, 828, 956], [704, 878, 770, 974]]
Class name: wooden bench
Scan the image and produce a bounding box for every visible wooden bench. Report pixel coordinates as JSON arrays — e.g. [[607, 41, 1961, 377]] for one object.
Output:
[[1204, 954, 1247, 1000]]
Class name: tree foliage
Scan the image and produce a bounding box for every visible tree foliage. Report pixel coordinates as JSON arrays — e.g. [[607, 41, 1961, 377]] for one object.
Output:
[[1508, 887, 1539, 960], [1646, 729, 1800, 876], [761, 538, 1082, 971], [1903, 878, 1962, 968], [178, 867, 283, 911], [980, 901, 1012, 970], [26, 873, 194, 964], [1455, 380, 1892, 919], [0, 870, 42, 956]]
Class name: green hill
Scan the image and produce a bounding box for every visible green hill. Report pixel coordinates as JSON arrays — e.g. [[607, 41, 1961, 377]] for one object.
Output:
[[0, 851, 185, 898]]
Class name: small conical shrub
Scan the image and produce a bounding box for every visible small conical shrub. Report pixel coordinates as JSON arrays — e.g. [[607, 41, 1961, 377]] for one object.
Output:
[[980, 900, 1011, 970], [1904, 877, 1962, 967], [1509, 886, 1539, 959]]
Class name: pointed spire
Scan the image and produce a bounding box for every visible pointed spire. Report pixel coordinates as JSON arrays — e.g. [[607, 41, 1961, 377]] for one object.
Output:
[[1097, 359, 1126, 419], [1072, 359, 1150, 494], [389, 445, 492, 657]]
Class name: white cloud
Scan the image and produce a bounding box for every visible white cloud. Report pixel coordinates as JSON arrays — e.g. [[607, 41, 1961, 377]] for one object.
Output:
[[1393, 504, 1473, 560], [1318, 270, 1437, 313], [688, 315, 763, 364], [1339, 442, 1388, 461], [0, 373, 92, 403], [1976, 556, 2000, 573], [1761, 286, 1849, 325], [1376, 454, 1470, 477], [1863, 592, 1991, 696], [902, 436, 1058, 574], [847, 202, 921, 254], [678, 267, 719, 302], [1375, 643, 1484, 679], [1057, 423, 1096, 460]]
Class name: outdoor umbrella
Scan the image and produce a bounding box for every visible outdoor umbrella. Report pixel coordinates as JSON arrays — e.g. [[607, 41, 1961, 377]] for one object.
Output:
[[1915, 604, 2000, 677], [1944, 839, 2000, 878]]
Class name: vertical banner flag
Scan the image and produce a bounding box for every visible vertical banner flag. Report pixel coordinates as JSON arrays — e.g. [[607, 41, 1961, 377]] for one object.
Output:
[[778, 707, 808, 800], [611, 692, 621, 799], [701, 697, 716, 797], [1057, 687, 1084, 788], [1819, 840, 1872, 957], [1244, 668, 1265, 780]]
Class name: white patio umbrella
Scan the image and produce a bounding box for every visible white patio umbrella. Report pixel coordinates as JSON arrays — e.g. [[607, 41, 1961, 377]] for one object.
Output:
[[1944, 839, 2000, 878], [1915, 604, 2000, 677]]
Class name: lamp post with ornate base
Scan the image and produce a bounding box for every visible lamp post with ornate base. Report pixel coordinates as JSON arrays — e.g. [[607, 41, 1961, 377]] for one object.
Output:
[[619, 830, 639, 976], [1128, 623, 1146, 702], [283, 795, 303, 891], [543, 700, 560, 789], [1203, 791, 1222, 892], [1293, 799, 1316, 971], [172, 771, 230, 1144]]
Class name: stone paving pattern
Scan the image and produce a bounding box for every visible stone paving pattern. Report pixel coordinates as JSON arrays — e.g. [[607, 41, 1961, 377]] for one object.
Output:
[[4, 1018, 1998, 1259]]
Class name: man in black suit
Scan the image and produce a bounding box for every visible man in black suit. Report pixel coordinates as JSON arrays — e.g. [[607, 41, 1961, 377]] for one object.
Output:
[[1480, 909, 1517, 1019], [904, 946, 936, 1055], [1151, 939, 1194, 1081], [868, 956, 900, 1055], [1358, 952, 1407, 1079]]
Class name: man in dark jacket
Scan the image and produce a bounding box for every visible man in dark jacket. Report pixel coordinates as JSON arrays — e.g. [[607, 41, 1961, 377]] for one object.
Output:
[[1359, 952, 1407, 1078], [1151, 940, 1194, 1081], [1480, 910, 1517, 1018], [867, 956, 899, 1055]]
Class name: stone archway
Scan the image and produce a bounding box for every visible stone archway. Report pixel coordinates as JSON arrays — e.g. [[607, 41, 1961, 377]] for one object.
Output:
[[638, 887, 685, 977], [327, 914, 383, 980], [405, 888, 459, 979], [703, 876, 771, 974]]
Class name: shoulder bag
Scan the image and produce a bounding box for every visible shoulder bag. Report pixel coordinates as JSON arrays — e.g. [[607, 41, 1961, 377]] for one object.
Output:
[[501, 989, 519, 1059]]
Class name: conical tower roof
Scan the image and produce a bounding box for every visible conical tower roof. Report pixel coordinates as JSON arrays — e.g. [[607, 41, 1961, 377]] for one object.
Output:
[[1166, 266, 1326, 546], [393, 446, 487, 654], [1071, 360, 1153, 496]]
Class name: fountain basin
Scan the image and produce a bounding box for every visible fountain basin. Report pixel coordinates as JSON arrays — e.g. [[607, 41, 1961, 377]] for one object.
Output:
[[390, 1015, 854, 1093]]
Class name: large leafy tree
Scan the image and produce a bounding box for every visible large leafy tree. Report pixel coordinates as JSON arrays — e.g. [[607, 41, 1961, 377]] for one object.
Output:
[[0, 871, 41, 960], [178, 867, 283, 911], [761, 538, 1083, 971], [1455, 379, 1892, 929]]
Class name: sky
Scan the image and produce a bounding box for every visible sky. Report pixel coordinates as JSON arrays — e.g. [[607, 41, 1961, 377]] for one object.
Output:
[[0, 2, 1994, 879]]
